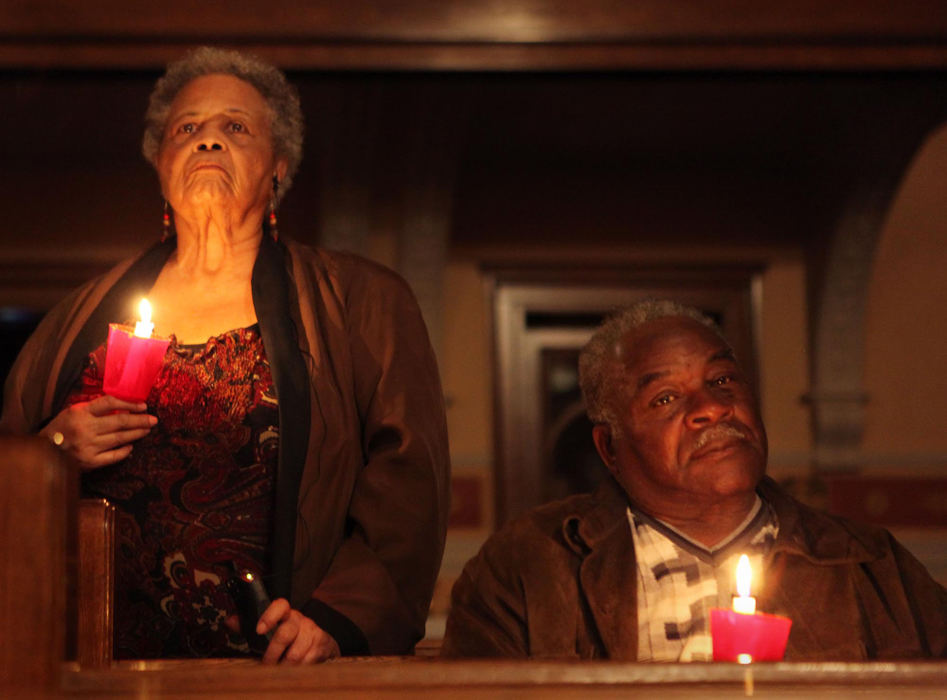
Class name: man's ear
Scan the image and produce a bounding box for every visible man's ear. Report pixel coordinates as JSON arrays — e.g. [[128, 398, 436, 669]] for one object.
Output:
[[592, 424, 618, 476]]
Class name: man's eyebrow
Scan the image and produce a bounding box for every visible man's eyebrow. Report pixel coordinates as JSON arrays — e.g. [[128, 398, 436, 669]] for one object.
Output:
[[633, 348, 735, 393], [710, 347, 737, 363], [636, 370, 669, 392]]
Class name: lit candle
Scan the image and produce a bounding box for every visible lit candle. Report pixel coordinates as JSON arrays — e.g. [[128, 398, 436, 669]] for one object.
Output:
[[732, 554, 757, 615], [710, 553, 793, 663], [134, 298, 154, 338], [103, 298, 170, 402]]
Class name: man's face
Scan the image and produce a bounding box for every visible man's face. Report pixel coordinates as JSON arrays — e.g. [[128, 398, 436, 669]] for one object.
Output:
[[591, 316, 767, 518]]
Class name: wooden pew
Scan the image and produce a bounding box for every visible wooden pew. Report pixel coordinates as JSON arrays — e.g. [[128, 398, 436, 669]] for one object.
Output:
[[0, 436, 74, 694], [77, 499, 114, 669]]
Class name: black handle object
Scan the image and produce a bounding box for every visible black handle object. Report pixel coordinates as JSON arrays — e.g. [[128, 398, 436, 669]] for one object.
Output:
[[224, 562, 274, 655]]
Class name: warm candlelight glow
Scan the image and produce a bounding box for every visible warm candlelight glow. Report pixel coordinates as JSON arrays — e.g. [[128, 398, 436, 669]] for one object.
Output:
[[732, 554, 757, 615], [711, 554, 791, 662], [103, 298, 169, 402], [736, 554, 752, 597], [134, 298, 154, 338]]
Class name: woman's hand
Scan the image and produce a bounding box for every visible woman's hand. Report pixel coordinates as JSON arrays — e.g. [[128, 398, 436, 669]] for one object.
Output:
[[40, 395, 157, 470], [257, 598, 340, 664]]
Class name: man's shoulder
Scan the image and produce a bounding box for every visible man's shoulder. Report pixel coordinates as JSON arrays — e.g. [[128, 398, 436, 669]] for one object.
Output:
[[760, 477, 892, 561], [481, 489, 615, 560]]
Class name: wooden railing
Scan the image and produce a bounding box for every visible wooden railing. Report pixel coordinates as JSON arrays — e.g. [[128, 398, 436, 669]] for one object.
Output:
[[4, 0, 947, 70], [77, 499, 114, 669]]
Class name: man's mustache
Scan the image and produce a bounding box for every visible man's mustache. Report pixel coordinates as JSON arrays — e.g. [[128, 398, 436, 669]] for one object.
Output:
[[693, 423, 749, 451]]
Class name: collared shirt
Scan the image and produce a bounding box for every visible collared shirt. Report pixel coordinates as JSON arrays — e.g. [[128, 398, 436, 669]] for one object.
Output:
[[628, 497, 778, 662]]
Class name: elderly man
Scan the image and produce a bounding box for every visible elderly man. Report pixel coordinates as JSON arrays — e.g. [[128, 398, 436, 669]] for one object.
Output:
[[442, 300, 947, 660]]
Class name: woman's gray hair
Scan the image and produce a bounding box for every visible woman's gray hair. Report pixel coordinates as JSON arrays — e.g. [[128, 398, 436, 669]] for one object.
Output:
[[142, 46, 304, 199], [578, 299, 725, 431]]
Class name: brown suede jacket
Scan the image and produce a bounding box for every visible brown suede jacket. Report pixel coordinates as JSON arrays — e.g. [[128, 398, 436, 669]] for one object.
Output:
[[1, 235, 451, 656], [442, 476, 947, 660]]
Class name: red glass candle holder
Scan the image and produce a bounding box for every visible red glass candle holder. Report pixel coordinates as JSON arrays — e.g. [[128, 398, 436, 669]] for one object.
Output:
[[102, 323, 170, 402], [710, 608, 792, 662]]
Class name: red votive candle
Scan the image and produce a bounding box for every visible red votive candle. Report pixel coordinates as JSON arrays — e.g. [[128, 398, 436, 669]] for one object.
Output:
[[103, 299, 170, 402], [710, 608, 792, 663], [711, 554, 792, 663]]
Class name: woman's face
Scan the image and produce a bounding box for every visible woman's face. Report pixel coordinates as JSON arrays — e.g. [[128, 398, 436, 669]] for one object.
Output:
[[157, 74, 287, 224]]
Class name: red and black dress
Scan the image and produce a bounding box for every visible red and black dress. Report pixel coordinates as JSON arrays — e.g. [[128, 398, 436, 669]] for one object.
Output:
[[69, 325, 278, 658]]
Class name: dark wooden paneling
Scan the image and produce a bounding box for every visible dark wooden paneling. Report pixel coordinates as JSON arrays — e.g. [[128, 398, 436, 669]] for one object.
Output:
[[6, 42, 947, 72], [2, 1, 947, 70], [4, 1, 947, 40]]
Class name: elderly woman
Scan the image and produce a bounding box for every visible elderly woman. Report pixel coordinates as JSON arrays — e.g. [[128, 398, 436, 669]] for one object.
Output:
[[0, 47, 449, 664]]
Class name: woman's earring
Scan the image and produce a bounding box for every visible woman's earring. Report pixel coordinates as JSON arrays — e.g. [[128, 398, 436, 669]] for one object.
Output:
[[268, 202, 279, 242], [161, 201, 171, 242], [269, 176, 279, 241]]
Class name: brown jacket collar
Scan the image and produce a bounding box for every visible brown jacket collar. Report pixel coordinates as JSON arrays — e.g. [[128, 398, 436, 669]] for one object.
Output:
[[564, 475, 883, 564]]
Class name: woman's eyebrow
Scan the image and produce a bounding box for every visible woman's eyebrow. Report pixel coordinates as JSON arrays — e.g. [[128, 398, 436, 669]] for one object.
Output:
[[172, 108, 252, 118]]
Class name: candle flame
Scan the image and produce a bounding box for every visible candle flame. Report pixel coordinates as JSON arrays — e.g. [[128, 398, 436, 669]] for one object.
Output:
[[736, 554, 752, 598], [134, 298, 155, 338], [139, 298, 152, 325]]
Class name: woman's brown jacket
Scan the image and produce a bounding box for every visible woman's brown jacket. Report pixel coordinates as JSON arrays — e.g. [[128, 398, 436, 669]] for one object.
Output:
[[1, 235, 450, 656]]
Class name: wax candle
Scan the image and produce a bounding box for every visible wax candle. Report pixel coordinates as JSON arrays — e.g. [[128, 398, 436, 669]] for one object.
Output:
[[710, 554, 792, 663], [103, 298, 170, 402]]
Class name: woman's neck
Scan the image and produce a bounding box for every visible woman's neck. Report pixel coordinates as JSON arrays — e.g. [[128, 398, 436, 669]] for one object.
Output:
[[147, 209, 265, 343], [172, 214, 262, 278]]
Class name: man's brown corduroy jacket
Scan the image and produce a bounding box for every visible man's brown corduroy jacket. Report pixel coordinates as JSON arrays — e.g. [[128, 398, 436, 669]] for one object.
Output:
[[443, 476, 947, 660]]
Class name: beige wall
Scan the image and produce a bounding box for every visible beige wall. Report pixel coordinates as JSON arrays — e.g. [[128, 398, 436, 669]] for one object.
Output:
[[861, 129, 947, 583], [428, 259, 494, 635], [758, 258, 812, 477], [864, 123, 947, 465]]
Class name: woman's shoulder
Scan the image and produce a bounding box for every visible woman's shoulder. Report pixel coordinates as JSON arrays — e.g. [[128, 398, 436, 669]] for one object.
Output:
[[283, 238, 416, 297], [32, 249, 146, 335], [0, 248, 150, 433]]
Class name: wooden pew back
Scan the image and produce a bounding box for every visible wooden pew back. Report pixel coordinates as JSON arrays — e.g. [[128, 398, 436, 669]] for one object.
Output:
[[0, 436, 74, 693]]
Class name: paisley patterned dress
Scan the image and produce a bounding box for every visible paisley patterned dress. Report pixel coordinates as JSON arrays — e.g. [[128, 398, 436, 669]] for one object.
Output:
[[70, 325, 278, 658]]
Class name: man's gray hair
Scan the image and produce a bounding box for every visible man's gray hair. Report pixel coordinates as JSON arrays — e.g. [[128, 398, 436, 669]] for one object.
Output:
[[578, 299, 725, 430], [141, 46, 304, 199]]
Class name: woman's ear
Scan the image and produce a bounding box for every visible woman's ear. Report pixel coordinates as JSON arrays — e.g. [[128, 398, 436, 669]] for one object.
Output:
[[274, 158, 288, 184]]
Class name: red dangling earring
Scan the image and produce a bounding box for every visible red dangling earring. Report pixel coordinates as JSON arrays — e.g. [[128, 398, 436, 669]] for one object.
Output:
[[162, 201, 171, 242], [269, 175, 280, 241], [268, 203, 279, 242]]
